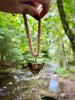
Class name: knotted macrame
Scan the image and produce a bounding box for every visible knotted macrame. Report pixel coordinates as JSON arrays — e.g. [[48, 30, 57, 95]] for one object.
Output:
[[23, 14, 41, 60]]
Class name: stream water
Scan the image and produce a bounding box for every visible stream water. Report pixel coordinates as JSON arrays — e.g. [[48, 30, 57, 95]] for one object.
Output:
[[0, 63, 66, 100]]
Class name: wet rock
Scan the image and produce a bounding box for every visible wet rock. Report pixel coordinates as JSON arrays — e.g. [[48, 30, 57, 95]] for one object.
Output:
[[42, 74, 50, 79], [0, 89, 4, 92], [31, 87, 38, 92], [31, 75, 40, 80], [8, 82, 13, 85], [26, 72, 33, 77], [3, 86, 7, 90], [18, 71, 25, 75], [59, 93, 66, 99], [60, 93, 66, 98], [16, 78, 19, 82], [45, 82, 48, 86], [14, 75, 18, 79], [14, 75, 20, 82], [40, 90, 57, 100], [53, 74, 58, 79]]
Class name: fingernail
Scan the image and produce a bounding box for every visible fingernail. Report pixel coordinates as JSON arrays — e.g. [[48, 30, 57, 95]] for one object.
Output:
[[22, 9, 29, 15], [34, 15, 40, 20]]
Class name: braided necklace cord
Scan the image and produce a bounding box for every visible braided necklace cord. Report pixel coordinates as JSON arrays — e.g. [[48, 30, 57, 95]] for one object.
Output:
[[23, 14, 41, 58]]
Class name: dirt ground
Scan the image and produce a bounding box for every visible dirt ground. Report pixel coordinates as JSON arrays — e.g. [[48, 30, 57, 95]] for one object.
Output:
[[57, 76, 75, 100]]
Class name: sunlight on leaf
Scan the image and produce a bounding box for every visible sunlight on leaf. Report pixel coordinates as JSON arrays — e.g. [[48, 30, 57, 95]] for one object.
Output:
[[12, 38, 16, 42]]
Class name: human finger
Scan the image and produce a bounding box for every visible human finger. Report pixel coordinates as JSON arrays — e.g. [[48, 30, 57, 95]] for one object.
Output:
[[35, 0, 50, 18], [20, 1, 39, 9], [14, 3, 40, 20]]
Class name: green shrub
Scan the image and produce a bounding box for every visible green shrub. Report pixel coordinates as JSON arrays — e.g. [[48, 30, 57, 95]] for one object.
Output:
[[5, 68, 12, 73], [53, 66, 75, 81], [16, 65, 23, 69], [69, 66, 75, 72], [53, 67, 66, 76], [68, 60, 75, 65]]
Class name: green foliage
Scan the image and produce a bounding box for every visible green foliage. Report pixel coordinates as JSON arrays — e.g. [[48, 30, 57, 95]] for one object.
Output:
[[69, 66, 75, 72], [54, 66, 75, 81], [53, 67, 66, 76], [16, 65, 23, 69], [24, 63, 28, 67], [63, 0, 75, 34], [0, 11, 51, 64], [0, 67, 12, 73], [68, 60, 75, 65], [5, 68, 12, 73], [0, 0, 75, 68]]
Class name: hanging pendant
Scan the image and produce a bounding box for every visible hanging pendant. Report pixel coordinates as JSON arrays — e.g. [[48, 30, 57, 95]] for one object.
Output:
[[28, 62, 44, 74], [23, 12, 44, 74]]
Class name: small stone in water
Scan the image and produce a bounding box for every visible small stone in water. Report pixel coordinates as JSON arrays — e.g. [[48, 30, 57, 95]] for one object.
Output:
[[14, 76, 18, 79], [0, 89, 4, 92], [8, 82, 13, 85], [45, 82, 48, 86], [60, 93, 66, 98], [3, 86, 7, 90], [17, 96, 19, 98]]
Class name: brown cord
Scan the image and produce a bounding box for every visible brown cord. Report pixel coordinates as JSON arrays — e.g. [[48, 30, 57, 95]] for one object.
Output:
[[23, 14, 41, 58]]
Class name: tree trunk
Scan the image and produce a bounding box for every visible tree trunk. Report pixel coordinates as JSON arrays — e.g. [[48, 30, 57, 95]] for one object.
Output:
[[73, 51, 75, 61], [1, 53, 4, 62], [58, 43, 63, 67], [61, 40, 67, 70], [57, 0, 75, 61]]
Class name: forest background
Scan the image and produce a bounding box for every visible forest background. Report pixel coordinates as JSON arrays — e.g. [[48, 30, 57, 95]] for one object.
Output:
[[0, 0, 75, 70]]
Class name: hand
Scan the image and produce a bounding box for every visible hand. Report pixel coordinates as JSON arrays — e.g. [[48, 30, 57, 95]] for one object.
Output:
[[0, 0, 50, 19]]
